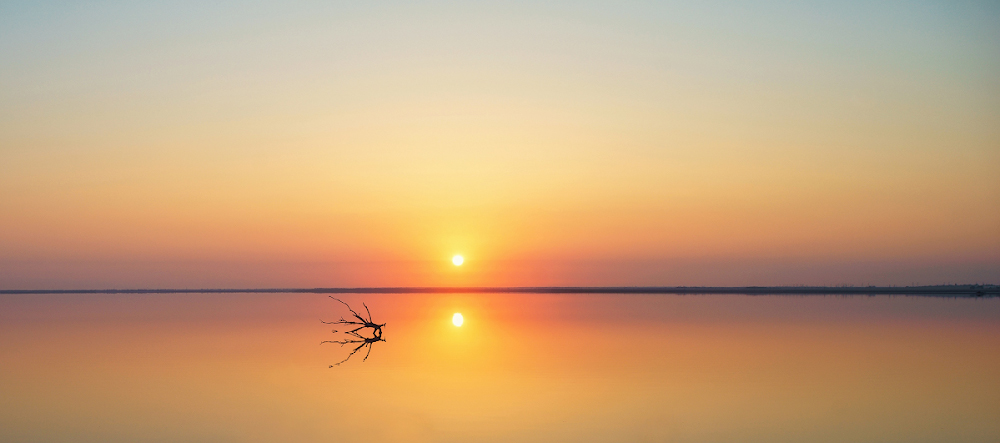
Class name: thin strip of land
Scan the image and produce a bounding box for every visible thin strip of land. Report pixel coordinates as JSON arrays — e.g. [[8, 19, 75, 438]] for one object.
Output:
[[1, 285, 996, 296]]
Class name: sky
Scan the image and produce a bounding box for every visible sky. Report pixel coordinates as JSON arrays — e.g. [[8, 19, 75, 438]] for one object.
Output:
[[1, 1, 998, 288]]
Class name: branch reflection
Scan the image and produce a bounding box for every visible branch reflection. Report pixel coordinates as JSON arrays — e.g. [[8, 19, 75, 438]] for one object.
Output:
[[321, 297, 385, 367]]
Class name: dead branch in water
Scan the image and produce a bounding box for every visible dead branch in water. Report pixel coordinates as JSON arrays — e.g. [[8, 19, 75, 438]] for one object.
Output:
[[321, 297, 385, 367]]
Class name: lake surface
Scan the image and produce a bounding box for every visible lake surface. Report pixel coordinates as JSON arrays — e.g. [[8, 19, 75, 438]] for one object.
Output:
[[1, 293, 998, 442]]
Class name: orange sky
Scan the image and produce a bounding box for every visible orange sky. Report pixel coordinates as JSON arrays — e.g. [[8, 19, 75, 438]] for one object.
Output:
[[0, 2, 997, 287]]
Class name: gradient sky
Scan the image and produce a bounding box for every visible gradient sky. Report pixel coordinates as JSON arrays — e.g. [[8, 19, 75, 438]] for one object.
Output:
[[1, 1, 998, 288]]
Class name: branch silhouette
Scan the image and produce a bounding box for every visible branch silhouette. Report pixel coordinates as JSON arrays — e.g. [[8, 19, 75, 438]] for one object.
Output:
[[321, 297, 385, 367]]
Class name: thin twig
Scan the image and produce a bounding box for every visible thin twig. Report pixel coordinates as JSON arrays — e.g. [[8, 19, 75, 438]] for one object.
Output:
[[321, 297, 384, 366]]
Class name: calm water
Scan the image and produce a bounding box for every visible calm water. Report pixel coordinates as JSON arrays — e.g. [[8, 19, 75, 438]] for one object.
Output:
[[1, 293, 998, 442]]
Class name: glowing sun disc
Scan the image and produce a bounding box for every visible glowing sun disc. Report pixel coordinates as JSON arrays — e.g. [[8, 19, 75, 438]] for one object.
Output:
[[452, 313, 464, 327], [452, 255, 464, 266]]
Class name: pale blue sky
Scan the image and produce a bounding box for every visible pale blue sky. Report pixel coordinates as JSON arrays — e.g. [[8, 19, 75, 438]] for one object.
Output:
[[1, 1, 997, 287]]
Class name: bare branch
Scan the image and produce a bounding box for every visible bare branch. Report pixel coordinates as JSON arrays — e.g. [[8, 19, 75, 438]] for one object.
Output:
[[321, 297, 385, 366]]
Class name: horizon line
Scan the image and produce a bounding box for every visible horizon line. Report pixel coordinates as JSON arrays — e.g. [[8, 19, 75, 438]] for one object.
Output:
[[1, 284, 997, 296]]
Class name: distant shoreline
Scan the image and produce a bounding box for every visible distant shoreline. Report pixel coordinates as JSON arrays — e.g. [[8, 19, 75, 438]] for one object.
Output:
[[1, 285, 997, 296]]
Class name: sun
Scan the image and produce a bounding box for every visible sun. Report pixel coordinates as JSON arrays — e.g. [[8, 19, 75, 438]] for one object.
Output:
[[452, 313, 464, 327], [452, 255, 464, 266]]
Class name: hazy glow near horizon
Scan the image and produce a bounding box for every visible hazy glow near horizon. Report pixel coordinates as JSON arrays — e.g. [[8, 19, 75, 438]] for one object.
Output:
[[0, 1, 997, 288]]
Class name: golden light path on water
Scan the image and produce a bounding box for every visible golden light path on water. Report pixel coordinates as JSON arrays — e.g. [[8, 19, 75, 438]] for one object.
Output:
[[0, 292, 998, 442]]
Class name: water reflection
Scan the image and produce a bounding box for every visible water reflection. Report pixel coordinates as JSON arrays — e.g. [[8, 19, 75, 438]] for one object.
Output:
[[321, 297, 385, 367], [1, 293, 998, 442]]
